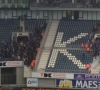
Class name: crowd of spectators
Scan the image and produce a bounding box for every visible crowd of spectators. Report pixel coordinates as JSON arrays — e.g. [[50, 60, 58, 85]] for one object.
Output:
[[81, 23, 100, 58], [91, 24, 100, 58], [81, 23, 100, 72], [0, 22, 47, 67]]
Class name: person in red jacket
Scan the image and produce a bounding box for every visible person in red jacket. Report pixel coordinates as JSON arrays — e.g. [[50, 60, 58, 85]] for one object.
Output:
[[86, 47, 90, 52], [81, 43, 84, 48], [31, 60, 35, 69]]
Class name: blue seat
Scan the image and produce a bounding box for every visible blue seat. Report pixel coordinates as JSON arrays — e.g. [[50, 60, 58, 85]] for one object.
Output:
[[0, 19, 20, 42], [24, 19, 46, 32], [45, 20, 97, 73]]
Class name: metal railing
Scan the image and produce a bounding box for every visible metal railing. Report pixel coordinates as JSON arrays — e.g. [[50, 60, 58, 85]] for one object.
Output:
[[0, 58, 23, 61], [30, 2, 100, 8]]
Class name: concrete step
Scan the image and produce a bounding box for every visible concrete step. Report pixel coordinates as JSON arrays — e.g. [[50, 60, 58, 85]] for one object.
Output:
[[37, 49, 50, 70], [91, 56, 100, 74], [37, 21, 59, 70]]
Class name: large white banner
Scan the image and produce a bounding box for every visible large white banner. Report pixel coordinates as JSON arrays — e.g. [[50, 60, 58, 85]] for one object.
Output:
[[27, 78, 38, 87], [32, 72, 74, 79]]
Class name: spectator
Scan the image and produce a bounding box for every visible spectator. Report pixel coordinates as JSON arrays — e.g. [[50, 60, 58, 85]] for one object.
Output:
[[31, 60, 35, 69], [20, 26, 23, 30], [82, 53, 85, 61], [86, 1, 89, 8], [0, 20, 47, 67], [86, 47, 90, 52], [81, 43, 84, 48], [85, 64, 91, 71], [92, 23, 98, 32], [41, 32, 44, 38]]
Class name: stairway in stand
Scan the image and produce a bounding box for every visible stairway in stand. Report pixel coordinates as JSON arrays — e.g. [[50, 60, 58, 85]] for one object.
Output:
[[37, 21, 59, 71], [91, 56, 100, 74]]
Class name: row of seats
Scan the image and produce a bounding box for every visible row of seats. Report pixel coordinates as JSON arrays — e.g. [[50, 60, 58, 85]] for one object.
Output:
[[31, 3, 85, 8], [54, 20, 98, 45], [45, 20, 95, 73], [0, 19, 20, 42], [30, 2, 100, 8], [25, 19, 46, 32], [0, 19, 47, 62], [46, 52, 89, 73]]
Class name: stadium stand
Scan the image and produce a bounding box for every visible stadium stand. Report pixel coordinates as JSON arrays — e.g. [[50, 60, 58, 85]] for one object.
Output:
[[24, 19, 47, 66], [45, 20, 100, 73], [1, 0, 100, 89], [0, 18, 47, 67], [0, 19, 20, 42], [30, 0, 100, 8], [25, 19, 46, 32]]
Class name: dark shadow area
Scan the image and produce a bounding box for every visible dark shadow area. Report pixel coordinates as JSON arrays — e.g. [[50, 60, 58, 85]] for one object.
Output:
[[17, 36, 28, 43], [1, 68, 16, 85]]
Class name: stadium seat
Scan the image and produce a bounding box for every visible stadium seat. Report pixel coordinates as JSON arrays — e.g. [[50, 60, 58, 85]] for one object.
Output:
[[0, 19, 20, 42], [25, 19, 46, 32], [0, 19, 47, 63], [45, 20, 99, 73]]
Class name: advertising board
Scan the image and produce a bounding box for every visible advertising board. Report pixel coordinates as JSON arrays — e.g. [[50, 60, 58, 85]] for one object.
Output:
[[0, 61, 23, 67], [32, 72, 53, 78], [21, 87, 62, 90], [27, 78, 38, 87], [56, 79, 100, 89], [52, 73, 66, 78], [32, 72, 74, 79], [74, 74, 100, 80]]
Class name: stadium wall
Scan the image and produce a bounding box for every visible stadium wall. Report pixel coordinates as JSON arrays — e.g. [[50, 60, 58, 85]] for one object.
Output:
[[24, 78, 100, 89], [38, 78, 55, 87], [0, 67, 26, 86], [16, 67, 26, 85], [26, 78, 56, 87], [0, 10, 100, 20]]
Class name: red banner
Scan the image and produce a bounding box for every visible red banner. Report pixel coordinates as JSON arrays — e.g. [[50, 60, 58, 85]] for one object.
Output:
[[21, 87, 62, 90]]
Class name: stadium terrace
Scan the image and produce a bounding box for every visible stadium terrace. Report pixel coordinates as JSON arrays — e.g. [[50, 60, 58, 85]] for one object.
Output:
[[0, 0, 100, 90]]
